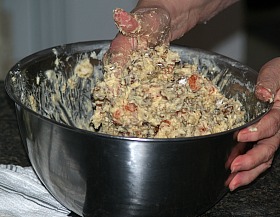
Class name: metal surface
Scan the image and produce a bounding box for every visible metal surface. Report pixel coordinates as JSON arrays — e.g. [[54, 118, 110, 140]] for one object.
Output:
[[5, 41, 270, 217]]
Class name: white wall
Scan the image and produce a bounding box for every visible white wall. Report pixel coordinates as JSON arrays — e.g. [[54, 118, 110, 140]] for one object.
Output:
[[2, 0, 137, 61]]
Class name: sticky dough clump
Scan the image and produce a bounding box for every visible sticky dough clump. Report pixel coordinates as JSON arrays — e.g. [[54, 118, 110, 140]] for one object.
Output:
[[90, 45, 245, 138]]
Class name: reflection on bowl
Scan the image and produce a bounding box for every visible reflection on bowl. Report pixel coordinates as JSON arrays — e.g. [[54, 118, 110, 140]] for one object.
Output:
[[5, 41, 270, 217]]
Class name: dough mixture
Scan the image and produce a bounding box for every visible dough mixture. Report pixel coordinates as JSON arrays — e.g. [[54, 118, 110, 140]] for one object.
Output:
[[90, 45, 245, 138]]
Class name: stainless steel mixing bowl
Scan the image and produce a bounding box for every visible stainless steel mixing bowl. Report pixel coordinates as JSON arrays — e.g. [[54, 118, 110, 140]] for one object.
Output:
[[5, 41, 270, 217]]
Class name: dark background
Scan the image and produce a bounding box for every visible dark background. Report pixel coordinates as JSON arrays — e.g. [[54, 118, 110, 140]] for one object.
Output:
[[174, 0, 280, 71]]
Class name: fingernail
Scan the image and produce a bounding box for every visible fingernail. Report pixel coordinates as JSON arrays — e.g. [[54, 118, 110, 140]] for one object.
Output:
[[255, 84, 274, 103], [237, 126, 257, 141], [231, 165, 240, 173], [229, 185, 236, 191], [229, 180, 238, 191]]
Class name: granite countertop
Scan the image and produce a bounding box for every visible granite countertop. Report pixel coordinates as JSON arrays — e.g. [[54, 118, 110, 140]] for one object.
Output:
[[1, 80, 280, 217]]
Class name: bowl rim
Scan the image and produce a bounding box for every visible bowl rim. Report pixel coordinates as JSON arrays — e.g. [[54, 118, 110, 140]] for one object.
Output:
[[4, 40, 272, 142]]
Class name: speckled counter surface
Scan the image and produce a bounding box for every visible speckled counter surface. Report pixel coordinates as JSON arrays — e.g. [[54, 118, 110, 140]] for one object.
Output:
[[1, 80, 280, 217], [0, 81, 30, 166]]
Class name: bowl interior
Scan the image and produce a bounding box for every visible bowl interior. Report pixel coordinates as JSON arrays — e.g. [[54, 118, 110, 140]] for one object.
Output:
[[5, 40, 270, 138]]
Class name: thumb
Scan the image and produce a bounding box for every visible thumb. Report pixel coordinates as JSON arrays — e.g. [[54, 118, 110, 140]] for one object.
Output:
[[255, 57, 280, 102]]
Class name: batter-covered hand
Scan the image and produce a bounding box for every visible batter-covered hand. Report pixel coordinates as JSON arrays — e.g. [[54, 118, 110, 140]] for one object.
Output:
[[103, 7, 171, 69], [104, 0, 238, 69]]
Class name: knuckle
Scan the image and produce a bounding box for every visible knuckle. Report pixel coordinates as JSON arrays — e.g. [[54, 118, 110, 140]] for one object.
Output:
[[262, 144, 277, 163], [263, 159, 273, 169]]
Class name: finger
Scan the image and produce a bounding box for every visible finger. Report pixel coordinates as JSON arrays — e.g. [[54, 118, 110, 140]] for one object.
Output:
[[105, 8, 170, 68], [238, 99, 280, 142], [255, 57, 280, 102], [225, 142, 248, 169], [113, 8, 170, 45], [228, 158, 273, 191], [113, 8, 141, 36], [231, 134, 280, 173], [103, 34, 138, 67]]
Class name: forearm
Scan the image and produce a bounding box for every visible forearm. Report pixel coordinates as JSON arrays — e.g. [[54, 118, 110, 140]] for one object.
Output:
[[135, 0, 239, 41]]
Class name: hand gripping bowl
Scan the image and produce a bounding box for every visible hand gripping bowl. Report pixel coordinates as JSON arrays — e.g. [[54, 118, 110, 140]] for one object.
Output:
[[5, 41, 270, 217]]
